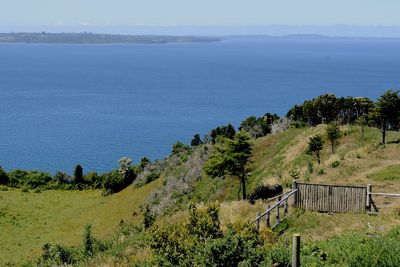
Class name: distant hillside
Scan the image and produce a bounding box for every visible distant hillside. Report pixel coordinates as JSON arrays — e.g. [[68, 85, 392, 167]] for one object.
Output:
[[0, 32, 221, 44]]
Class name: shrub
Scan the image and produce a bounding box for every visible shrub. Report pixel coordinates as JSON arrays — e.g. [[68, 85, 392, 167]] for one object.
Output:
[[150, 202, 268, 266], [8, 169, 28, 187], [102, 170, 132, 195], [0, 185, 8, 191], [266, 244, 291, 266], [23, 171, 52, 188], [84, 172, 103, 188], [83, 224, 94, 257], [140, 157, 151, 169], [21, 186, 30, 192], [53, 171, 72, 184], [143, 205, 156, 229], [144, 171, 160, 184], [330, 160, 341, 168], [8, 170, 52, 189], [172, 141, 190, 154], [38, 243, 77, 265], [307, 161, 314, 174]]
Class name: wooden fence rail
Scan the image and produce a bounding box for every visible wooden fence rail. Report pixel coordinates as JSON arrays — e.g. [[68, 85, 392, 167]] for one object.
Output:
[[254, 189, 297, 230]]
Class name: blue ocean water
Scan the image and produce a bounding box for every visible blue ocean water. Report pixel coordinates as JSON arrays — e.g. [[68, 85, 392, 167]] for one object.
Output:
[[0, 38, 399, 173]]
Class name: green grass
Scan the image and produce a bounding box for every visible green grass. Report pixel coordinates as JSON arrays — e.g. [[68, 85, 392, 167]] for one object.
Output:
[[368, 164, 400, 181], [0, 179, 162, 265]]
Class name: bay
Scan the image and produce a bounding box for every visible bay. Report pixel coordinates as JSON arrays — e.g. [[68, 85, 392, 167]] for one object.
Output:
[[0, 38, 399, 172]]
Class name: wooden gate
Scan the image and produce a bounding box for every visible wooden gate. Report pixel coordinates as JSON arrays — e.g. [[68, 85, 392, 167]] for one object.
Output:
[[295, 182, 367, 213]]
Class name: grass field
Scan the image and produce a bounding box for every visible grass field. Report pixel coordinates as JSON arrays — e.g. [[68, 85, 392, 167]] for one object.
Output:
[[0, 179, 162, 265]]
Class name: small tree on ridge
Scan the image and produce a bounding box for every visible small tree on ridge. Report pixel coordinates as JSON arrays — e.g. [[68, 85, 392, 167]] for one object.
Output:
[[307, 135, 324, 164]]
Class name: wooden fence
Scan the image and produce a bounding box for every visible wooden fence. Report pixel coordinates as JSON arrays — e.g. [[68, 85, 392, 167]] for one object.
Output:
[[254, 189, 297, 230], [254, 181, 400, 229], [294, 181, 367, 213]]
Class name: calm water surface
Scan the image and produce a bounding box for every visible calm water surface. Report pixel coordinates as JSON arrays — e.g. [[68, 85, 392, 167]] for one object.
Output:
[[1, 38, 399, 172]]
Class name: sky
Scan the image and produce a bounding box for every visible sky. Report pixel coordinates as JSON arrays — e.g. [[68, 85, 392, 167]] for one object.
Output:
[[1, 0, 400, 35]]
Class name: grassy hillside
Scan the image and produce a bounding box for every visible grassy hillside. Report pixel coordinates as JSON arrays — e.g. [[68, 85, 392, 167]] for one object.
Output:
[[249, 125, 400, 192], [2, 124, 400, 265], [220, 125, 400, 239], [0, 179, 162, 265]]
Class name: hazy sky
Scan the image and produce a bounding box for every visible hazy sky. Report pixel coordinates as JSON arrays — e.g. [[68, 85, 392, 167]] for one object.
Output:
[[1, 0, 400, 26]]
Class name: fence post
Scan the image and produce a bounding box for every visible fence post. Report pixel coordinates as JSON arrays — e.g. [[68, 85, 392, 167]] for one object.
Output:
[[276, 198, 280, 224], [284, 198, 289, 215], [266, 205, 271, 228], [292, 180, 298, 207], [292, 234, 301, 267], [366, 184, 372, 211], [255, 212, 260, 230]]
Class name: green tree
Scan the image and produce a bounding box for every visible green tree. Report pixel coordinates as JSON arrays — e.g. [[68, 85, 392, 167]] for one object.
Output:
[[74, 165, 83, 184], [191, 134, 203, 147], [307, 135, 324, 164], [369, 90, 400, 144], [210, 124, 236, 143], [0, 166, 9, 185], [204, 132, 252, 200], [326, 123, 341, 153]]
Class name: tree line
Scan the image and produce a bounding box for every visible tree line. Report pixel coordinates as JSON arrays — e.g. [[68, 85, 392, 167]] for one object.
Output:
[[287, 90, 400, 144]]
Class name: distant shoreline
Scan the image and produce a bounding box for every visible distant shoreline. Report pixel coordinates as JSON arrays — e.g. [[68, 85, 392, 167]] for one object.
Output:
[[0, 32, 221, 44], [1, 32, 400, 45]]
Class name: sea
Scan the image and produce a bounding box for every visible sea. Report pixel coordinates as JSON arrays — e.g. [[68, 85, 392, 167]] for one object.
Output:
[[1, 37, 400, 173]]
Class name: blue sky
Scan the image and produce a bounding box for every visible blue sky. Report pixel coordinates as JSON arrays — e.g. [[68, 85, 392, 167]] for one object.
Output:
[[1, 1, 400, 36], [1, 0, 399, 26]]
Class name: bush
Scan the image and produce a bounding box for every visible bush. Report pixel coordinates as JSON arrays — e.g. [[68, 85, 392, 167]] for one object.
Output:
[[140, 157, 151, 169], [0, 185, 9, 191], [144, 171, 160, 184], [307, 161, 314, 174], [38, 243, 77, 265], [301, 230, 400, 267], [143, 205, 156, 229], [330, 160, 341, 168], [84, 172, 103, 188], [8, 169, 28, 187], [23, 171, 52, 188], [7, 170, 52, 189], [21, 186, 30, 193], [172, 141, 190, 154], [150, 202, 268, 266], [83, 224, 94, 257], [53, 171, 72, 184], [102, 170, 131, 195]]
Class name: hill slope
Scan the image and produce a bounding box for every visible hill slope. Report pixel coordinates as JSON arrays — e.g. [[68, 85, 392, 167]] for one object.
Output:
[[0, 179, 163, 265]]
